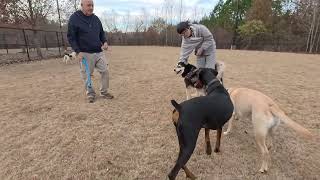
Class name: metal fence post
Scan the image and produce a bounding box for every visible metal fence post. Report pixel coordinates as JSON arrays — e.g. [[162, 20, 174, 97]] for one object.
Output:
[[6, 43, 8, 54], [2, 33, 9, 54], [61, 31, 66, 51], [22, 29, 31, 61], [56, 31, 61, 56], [44, 34, 48, 50]]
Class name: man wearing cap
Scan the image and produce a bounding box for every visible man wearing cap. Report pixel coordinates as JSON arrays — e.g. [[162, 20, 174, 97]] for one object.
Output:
[[176, 21, 216, 69]]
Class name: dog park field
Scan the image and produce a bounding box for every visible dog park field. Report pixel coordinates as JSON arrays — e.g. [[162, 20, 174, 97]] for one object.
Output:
[[0, 46, 319, 179]]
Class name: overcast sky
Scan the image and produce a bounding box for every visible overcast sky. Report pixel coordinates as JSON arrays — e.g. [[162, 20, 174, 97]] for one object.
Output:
[[93, 0, 218, 23]]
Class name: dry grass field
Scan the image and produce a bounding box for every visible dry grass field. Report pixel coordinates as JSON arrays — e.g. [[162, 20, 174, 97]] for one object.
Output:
[[0, 46, 319, 180]]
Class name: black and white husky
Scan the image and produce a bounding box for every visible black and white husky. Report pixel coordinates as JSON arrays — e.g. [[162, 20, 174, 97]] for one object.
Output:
[[174, 61, 225, 99]]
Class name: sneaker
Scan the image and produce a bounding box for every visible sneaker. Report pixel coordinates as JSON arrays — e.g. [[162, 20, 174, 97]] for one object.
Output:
[[101, 93, 114, 99], [88, 96, 95, 103]]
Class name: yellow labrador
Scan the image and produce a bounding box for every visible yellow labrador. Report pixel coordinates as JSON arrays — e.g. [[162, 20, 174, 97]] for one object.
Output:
[[224, 87, 313, 173]]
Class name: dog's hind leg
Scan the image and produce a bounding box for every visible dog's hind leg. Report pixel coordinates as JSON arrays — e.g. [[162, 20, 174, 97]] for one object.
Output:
[[253, 114, 270, 173], [186, 87, 192, 100], [168, 144, 197, 180], [182, 166, 196, 180], [214, 128, 222, 153], [255, 132, 269, 173], [168, 128, 199, 180], [267, 118, 280, 150], [205, 128, 212, 155], [224, 113, 235, 135]]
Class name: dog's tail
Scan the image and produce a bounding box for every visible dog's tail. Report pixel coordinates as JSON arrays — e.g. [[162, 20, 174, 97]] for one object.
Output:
[[215, 61, 225, 80], [171, 100, 181, 112], [270, 106, 313, 138]]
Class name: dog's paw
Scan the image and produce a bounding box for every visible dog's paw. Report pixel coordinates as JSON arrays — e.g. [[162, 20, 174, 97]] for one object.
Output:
[[185, 171, 196, 180], [206, 145, 212, 155], [214, 148, 220, 153], [259, 167, 268, 173], [167, 174, 174, 180], [259, 169, 267, 173], [186, 174, 197, 180]]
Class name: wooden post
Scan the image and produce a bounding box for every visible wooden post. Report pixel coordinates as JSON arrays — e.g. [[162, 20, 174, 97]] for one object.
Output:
[[56, 31, 61, 56], [22, 29, 31, 61]]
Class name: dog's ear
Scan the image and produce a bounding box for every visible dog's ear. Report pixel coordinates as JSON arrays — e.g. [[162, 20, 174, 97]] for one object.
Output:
[[210, 69, 218, 77], [178, 61, 187, 67], [196, 68, 205, 78], [199, 68, 218, 78], [171, 100, 181, 112]]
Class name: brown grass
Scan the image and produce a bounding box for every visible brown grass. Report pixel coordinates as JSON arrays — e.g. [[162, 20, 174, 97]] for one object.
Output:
[[0, 46, 319, 180]]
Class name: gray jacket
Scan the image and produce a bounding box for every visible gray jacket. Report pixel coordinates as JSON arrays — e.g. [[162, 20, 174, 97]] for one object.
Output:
[[179, 24, 216, 63]]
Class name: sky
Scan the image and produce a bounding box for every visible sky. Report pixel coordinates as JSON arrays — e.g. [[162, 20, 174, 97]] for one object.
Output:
[[91, 0, 219, 31]]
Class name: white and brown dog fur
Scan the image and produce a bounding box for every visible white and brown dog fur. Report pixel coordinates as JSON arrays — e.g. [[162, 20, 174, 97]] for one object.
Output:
[[224, 87, 313, 173], [63, 51, 76, 64], [174, 61, 225, 100]]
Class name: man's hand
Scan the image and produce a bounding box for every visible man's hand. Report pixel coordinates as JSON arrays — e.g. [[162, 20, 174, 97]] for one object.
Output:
[[196, 48, 203, 56], [102, 42, 108, 51], [77, 52, 83, 62]]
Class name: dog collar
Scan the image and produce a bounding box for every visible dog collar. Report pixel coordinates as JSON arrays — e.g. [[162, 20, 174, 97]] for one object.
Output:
[[206, 79, 221, 94], [207, 78, 220, 87]]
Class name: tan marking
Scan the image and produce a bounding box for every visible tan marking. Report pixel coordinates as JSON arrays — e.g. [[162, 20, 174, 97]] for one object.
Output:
[[172, 110, 179, 124]]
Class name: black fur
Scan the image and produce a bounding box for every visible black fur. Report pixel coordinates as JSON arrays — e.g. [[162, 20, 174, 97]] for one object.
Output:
[[171, 100, 181, 112], [64, 52, 73, 57], [168, 68, 233, 180], [179, 63, 197, 78]]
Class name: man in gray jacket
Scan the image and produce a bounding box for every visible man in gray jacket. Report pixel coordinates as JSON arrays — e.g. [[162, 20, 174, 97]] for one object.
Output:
[[176, 21, 216, 69]]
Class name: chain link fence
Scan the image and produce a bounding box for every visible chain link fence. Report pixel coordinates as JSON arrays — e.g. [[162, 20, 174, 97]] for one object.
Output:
[[0, 26, 71, 65], [1, 26, 317, 65]]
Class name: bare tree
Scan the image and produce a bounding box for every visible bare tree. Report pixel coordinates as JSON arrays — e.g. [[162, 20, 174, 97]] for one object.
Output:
[[58, 0, 79, 24], [1, 0, 24, 24], [306, 0, 320, 53], [122, 10, 131, 43], [122, 10, 131, 33], [141, 7, 149, 32], [179, 0, 183, 22], [101, 9, 119, 32], [0, 0, 10, 23], [13, 0, 54, 58], [192, 6, 198, 22], [150, 17, 166, 33], [247, 0, 272, 25], [162, 0, 172, 45], [73, 0, 80, 11], [134, 16, 144, 32]]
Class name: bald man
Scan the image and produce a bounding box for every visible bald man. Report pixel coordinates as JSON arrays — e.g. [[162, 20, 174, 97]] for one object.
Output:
[[67, 0, 113, 103]]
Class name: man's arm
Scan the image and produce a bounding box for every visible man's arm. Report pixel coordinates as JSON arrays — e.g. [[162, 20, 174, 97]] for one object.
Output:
[[179, 38, 194, 64], [67, 18, 80, 54], [99, 20, 107, 44]]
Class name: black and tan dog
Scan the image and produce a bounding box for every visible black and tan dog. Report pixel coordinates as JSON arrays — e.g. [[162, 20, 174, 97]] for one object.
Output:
[[168, 68, 234, 180]]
